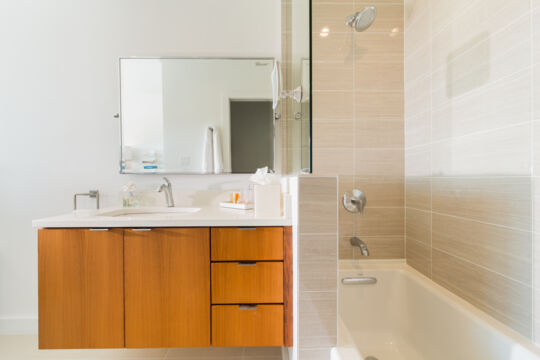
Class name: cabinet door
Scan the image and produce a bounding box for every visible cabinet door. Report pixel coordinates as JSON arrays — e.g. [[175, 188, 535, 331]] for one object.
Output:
[[38, 228, 124, 349], [124, 228, 210, 348]]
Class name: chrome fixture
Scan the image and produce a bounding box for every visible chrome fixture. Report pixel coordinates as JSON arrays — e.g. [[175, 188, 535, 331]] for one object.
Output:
[[342, 276, 377, 285], [342, 189, 366, 213], [157, 177, 175, 207], [346, 6, 377, 32], [73, 190, 100, 210], [350, 237, 370, 256]]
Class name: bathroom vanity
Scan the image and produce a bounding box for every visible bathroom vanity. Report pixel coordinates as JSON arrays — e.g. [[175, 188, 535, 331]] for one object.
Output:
[[33, 210, 292, 350]]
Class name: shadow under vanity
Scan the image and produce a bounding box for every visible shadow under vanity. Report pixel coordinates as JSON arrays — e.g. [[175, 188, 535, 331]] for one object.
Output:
[[37, 226, 292, 349]]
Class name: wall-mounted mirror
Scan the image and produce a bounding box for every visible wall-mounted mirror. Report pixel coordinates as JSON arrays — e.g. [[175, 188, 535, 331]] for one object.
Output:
[[118, 0, 311, 175], [120, 58, 277, 174]]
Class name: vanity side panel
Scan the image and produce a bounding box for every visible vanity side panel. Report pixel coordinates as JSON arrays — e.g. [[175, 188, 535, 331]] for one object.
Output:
[[38, 228, 124, 349], [283, 226, 293, 347]]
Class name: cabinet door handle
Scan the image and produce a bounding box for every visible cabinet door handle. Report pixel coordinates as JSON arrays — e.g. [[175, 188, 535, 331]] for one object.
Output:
[[89, 228, 109, 231], [238, 262, 257, 266], [238, 305, 257, 310], [131, 228, 152, 231], [238, 227, 257, 230]]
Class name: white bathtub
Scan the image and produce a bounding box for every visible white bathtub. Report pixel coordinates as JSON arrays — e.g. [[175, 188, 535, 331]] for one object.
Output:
[[332, 260, 540, 360]]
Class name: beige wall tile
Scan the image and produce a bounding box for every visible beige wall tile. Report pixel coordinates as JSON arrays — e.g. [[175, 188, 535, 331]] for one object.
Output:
[[340, 235, 404, 259], [432, 249, 532, 338], [405, 176, 431, 210], [313, 119, 354, 149], [355, 62, 404, 92], [355, 91, 404, 119], [432, 213, 531, 284], [405, 144, 430, 177], [360, 236, 405, 258], [354, 177, 405, 207], [355, 207, 404, 236], [313, 147, 355, 176], [299, 234, 338, 265], [355, 148, 404, 177], [298, 177, 338, 233], [313, 33, 354, 63], [405, 110, 431, 148], [431, 71, 531, 142], [431, 177, 532, 231], [299, 233, 338, 291], [312, 3, 354, 34], [535, 122, 540, 176], [299, 292, 337, 347], [355, 33, 404, 63], [406, 237, 431, 277], [299, 263, 338, 292], [313, 62, 354, 91], [431, 124, 531, 177], [405, 207, 431, 245], [339, 235, 354, 259], [313, 91, 354, 120], [355, 118, 404, 148]]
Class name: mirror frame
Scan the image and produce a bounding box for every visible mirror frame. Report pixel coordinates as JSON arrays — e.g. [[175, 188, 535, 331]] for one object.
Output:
[[117, 56, 281, 175]]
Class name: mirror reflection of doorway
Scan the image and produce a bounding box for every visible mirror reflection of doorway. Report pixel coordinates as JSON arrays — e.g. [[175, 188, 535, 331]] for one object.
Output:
[[230, 100, 274, 173]]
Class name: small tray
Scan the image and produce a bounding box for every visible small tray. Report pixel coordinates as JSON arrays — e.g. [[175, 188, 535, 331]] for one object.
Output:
[[219, 201, 253, 210]]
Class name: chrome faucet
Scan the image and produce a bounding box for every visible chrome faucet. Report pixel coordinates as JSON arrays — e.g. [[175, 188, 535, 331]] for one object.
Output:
[[350, 237, 369, 257], [157, 177, 175, 207]]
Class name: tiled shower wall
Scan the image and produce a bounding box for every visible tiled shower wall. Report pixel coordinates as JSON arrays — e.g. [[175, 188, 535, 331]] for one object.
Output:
[[312, 0, 405, 259], [404, 0, 540, 341], [297, 176, 338, 360]]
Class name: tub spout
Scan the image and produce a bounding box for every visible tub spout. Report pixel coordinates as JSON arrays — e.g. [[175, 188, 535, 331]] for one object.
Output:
[[350, 237, 369, 256]]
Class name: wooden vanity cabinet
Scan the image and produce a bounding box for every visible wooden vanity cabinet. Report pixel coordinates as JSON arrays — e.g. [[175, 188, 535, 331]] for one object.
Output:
[[38, 228, 124, 349], [38, 226, 292, 349], [211, 227, 293, 347], [124, 228, 210, 348]]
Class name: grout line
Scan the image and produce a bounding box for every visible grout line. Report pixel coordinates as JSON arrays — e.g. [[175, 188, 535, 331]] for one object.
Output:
[[432, 247, 533, 289], [409, 207, 534, 234]]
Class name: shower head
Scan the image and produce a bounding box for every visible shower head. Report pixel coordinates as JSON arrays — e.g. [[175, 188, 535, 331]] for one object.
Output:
[[346, 6, 377, 32]]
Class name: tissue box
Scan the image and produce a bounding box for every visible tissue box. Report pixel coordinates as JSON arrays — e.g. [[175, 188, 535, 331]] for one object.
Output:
[[254, 184, 281, 217]]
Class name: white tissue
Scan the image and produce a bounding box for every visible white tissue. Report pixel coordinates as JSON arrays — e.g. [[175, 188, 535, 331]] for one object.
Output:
[[250, 167, 276, 186]]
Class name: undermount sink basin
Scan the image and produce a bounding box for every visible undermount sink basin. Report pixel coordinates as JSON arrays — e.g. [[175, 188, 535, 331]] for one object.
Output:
[[99, 207, 201, 217]]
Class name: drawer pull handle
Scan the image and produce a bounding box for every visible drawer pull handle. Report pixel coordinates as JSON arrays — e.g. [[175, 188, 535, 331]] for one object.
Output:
[[238, 227, 257, 230], [89, 228, 109, 231], [131, 228, 152, 231], [238, 305, 258, 310], [238, 262, 257, 266]]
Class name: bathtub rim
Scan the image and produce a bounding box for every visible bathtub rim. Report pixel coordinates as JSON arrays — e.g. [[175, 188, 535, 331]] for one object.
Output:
[[338, 259, 540, 359]]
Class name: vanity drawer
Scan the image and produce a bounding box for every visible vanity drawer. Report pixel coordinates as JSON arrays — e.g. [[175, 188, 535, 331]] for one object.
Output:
[[211, 262, 283, 304], [212, 305, 283, 347], [211, 227, 283, 261]]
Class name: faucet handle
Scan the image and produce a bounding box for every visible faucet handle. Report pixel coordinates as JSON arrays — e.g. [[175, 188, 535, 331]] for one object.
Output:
[[162, 177, 171, 186]]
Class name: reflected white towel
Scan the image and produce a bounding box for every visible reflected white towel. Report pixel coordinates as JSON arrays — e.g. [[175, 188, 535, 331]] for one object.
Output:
[[212, 127, 224, 174], [202, 127, 213, 173]]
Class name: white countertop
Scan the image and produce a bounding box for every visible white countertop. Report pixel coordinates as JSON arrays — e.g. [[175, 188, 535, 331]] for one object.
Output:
[[32, 206, 292, 228]]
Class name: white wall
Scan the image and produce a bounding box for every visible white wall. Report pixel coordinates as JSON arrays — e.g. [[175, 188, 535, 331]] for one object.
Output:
[[0, 0, 280, 333]]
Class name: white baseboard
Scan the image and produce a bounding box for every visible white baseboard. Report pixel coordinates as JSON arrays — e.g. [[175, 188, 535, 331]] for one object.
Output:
[[0, 318, 38, 335]]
